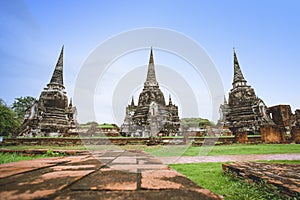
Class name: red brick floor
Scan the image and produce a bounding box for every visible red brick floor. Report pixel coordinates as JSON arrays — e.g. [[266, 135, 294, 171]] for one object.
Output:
[[0, 150, 222, 200]]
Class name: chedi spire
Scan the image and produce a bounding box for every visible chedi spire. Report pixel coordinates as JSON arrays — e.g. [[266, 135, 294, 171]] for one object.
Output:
[[232, 48, 246, 86], [169, 94, 173, 105], [50, 45, 64, 86], [144, 47, 158, 87]]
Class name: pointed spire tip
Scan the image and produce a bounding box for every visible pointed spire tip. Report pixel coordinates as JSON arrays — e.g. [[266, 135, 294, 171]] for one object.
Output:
[[131, 96, 135, 106], [49, 47, 64, 85], [149, 47, 154, 64], [232, 49, 246, 85], [145, 47, 158, 86], [169, 94, 173, 105]]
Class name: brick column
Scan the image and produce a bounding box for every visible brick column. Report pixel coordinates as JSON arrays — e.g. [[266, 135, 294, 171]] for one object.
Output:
[[234, 132, 248, 143]]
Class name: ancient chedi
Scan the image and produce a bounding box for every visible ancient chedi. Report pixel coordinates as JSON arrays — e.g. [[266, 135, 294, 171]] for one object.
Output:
[[120, 48, 180, 137], [19, 46, 77, 137], [219, 49, 273, 135]]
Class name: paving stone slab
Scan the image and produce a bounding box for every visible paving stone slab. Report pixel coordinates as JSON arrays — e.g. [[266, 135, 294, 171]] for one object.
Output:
[[141, 169, 202, 190], [108, 164, 168, 173], [138, 157, 162, 165], [0, 157, 69, 178], [112, 156, 138, 164], [71, 168, 137, 191], [0, 167, 94, 199], [54, 189, 220, 200]]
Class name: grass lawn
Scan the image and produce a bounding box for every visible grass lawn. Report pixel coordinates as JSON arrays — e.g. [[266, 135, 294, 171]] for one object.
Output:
[[0, 149, 68, 164], [0, 145, 87, 151], [122, 144, 300, 156], [184, 144, 300, 156], [170, 161, 299, 200], [1, 143, 299, 157], [0, 152, 48, 164], [256, 160, 300, 164]]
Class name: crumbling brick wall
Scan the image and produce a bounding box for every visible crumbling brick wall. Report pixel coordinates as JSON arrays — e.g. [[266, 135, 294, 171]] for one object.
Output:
[[260, 125, 286, 143], [291, 126, 300, 144], [234, 131, 248, 143], [269, 105, 292, 127]]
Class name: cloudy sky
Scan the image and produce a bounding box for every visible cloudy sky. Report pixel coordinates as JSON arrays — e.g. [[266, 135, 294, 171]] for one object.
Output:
[[0, 0, 299, 124]]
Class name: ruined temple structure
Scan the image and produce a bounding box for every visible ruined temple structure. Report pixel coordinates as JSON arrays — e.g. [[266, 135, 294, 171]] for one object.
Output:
[[19, 46, 77, 137], [269, 105, 292, 129], [291, 109, 300, 143], [292, 109, 300, 128], [268, 105, 300, 143], [219, 49, 274, 136], [120, 48, 180, 137], [267, 105, 300, 130]]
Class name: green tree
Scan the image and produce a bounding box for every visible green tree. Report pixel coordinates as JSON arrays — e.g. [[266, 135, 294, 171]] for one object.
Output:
[[180, 118, 214, 129], [198, 118, 215, 127], [11, 96, 37, 123], [0, 99, 19, 136]]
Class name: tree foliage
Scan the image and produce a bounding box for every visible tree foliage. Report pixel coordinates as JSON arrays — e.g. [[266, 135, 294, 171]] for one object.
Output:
[[0, 99, 19, 136], [11, 96, 37, 123], [180, 118, 214, 130]]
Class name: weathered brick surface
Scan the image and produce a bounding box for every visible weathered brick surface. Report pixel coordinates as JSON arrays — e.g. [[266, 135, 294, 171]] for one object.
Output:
[[261, 125, 286, 143], [0, 150, 222, 200], [234, 132, 248, 143], [222, 162, 300, 198], [291, 127, 300, 144], [269, 105, 292, 127]]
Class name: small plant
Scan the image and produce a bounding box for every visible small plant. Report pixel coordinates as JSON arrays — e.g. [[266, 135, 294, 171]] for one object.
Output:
[[45, 150, 65, 157]]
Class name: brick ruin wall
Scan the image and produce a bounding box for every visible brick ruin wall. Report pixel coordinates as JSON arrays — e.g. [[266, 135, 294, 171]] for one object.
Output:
[[223, 162, 300, 198], [260, 125, 286, 143]]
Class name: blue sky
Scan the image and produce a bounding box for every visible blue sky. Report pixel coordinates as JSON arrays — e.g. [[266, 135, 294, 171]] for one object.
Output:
[[0, 0, 299, 123]]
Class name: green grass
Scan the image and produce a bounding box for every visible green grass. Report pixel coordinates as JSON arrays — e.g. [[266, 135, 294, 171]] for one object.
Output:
[[0, 145, 88, 150], [1, 143, 299, 157], [0, 150, 67, 164], [183, 144, 300, 156], [122, 144, 300, 156], [255, 160, 300, 164], [0, 152, 46, 164], [170, 162, 292, 200]]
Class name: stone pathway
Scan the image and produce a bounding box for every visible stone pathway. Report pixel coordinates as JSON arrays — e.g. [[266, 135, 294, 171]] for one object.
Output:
[[159, 153, 300, 164], [0, 150, 222, 200], [222, 162, 300, 198]]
